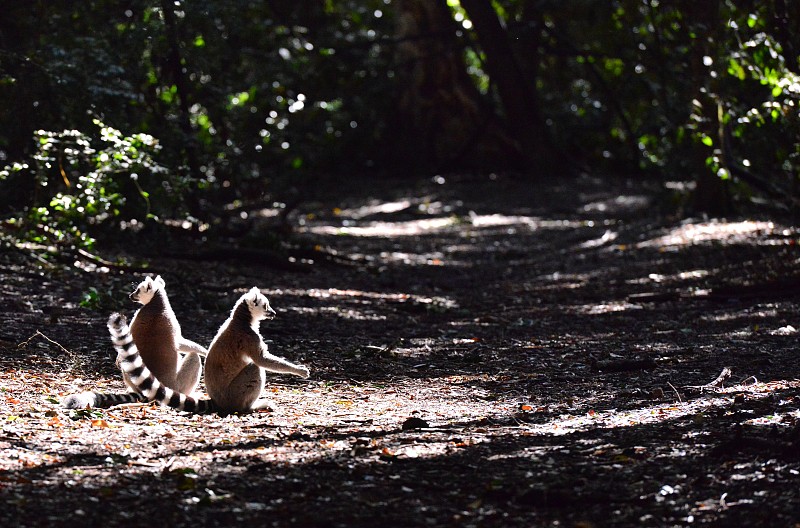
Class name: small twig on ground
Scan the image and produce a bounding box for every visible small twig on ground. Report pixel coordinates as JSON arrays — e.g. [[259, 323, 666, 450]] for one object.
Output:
[[707, 367, 733, 388], [685, 367, 732, 393], [17, 330, 80, 369], [162, 456, 177, 471], [667, 381, 683, 403], [18, 330, 73, 356], [75, 248, 151, 273]]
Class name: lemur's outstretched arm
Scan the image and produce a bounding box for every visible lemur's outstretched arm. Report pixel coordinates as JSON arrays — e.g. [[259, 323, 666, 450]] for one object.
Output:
[[178, 338, 208, 357]]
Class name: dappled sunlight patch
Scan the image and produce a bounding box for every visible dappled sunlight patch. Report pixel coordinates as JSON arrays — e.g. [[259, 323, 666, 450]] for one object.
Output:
[[627, 269, 710, 286], [302, 213, 593, 239], [308, 287, 458, 311], [314, 306, 386, 321], [485, 444, 562, 462], [532, 270, 601, 292], [304, 377, 505, 425], [0, 445, 66, 472], [264, 287, 458, 313], [581, 195, 651, 215], [744, 411, 800, 427], [575, 301, 643, 315], [502, 379, 800, 441], [636, 220, 780, 250], [260, 376, 800, 465], [343, 198, 415, 218], [508, 401, 714, 439], [771, 325, 797, 335], [302, 216, 460, 237], [467, 214, 588, 231], [736, 379, 800, 425], [467, 214, 539, 228], [377, 250, 452, 267], [332, 198, 454, 220], [720, 379, 800, 398], [699, 306, 779, 325], [579, 229, 619, 248], [16, 376, 799, 476], [631, 342, 681, 355]]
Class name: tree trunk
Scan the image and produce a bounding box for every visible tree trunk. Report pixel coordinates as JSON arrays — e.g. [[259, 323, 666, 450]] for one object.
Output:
[[392, 0, 521, 172], [161, 0, 204, 217], [684, 0, 730, 215], [459, 0, 563, 175]]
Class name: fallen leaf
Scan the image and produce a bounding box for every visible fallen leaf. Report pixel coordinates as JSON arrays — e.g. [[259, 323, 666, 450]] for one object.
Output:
[[91, 419, 110, 428]]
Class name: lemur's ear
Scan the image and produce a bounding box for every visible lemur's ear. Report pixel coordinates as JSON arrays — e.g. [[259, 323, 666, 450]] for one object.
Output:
[[154, 275, 166, 289]]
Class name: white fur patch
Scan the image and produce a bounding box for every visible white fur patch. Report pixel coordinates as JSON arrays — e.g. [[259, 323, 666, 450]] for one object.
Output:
[[62, 392, 97, 409], [132, 275, 163, 305], [111, 334, 132, 346], [244, 287, 275, 321], [121, 354, 144, 373]]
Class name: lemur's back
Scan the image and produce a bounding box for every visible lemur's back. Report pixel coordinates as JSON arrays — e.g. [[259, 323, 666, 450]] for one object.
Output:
[[130, 289, 180, 387]]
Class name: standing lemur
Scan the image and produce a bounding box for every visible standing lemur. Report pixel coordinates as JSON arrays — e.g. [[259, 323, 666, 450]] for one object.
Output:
[[63, 275, 208, 409], [109, 287, 310, 414]]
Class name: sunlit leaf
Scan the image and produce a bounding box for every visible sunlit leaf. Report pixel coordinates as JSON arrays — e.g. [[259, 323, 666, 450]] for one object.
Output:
[[728, 59, 746, 81]]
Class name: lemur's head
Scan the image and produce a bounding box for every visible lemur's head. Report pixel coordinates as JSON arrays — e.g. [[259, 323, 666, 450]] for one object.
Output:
[[130, 275, 165, 305], [244, 287, 276, 321]]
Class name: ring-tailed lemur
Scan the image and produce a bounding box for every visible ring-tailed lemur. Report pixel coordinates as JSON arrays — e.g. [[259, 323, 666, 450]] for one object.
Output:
[[108, 311, 215, 413], [109, 287, 310, 414], [62, 275, 208, 409], [205, 287, 310, 412]]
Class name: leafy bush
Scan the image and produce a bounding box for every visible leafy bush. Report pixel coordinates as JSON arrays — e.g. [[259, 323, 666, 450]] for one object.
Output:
[[0, 120, 168, 251]]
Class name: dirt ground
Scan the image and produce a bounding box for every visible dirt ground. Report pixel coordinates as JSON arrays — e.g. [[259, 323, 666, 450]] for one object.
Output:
[[2, 174, 800, 527]]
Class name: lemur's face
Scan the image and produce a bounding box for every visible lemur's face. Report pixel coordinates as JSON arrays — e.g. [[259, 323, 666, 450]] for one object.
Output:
[[246, 287, 276, 321], [130, 276, 164, 304]]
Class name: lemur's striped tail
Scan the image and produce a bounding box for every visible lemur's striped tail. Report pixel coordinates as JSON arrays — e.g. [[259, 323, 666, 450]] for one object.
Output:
[[107, 312, 216, 414], [62, 391, 145, 409]]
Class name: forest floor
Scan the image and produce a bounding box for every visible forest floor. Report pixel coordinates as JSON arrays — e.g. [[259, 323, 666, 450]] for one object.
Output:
[[2, 174, 800, 527]]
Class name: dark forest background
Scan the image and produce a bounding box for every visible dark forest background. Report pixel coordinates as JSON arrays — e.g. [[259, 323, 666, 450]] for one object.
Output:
[[1, 0, 798, 257]]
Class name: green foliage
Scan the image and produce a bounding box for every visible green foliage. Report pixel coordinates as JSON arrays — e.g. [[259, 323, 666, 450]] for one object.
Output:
[[1, 1, 394, 218], [69, 408, 105, 421], [468, 0, 798, 206], [0, 0, 797, 241], [0, 120, 167, 251], [79, 286, 117, 311], [714, 5, 800, 180]]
